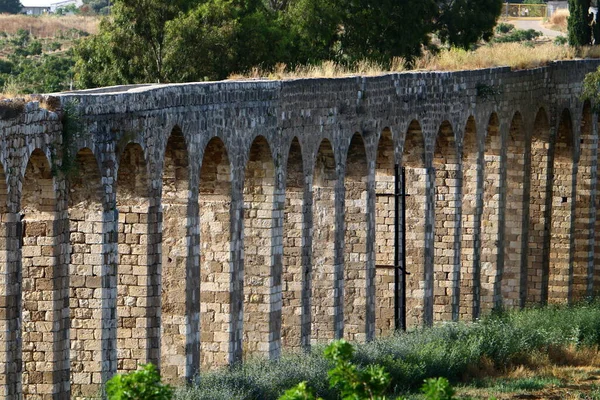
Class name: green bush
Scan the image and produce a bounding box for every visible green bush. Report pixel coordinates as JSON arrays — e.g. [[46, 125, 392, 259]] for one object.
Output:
[[554, 35, 568, 45], [494, 28, 542, 43], [106, 363, 173, 400], [495, 23, 514, 34], [177, 302, 600, 400]]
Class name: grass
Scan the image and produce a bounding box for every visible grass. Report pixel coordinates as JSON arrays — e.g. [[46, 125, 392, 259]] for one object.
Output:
[[545, 9, 570, 33], [175, 302, 600, 400], [229, 43, 600, 81], [0, 14, 98, 38]]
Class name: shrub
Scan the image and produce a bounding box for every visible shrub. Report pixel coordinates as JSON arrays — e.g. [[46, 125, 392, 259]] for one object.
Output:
[[495, 23, 514, 34], [106, 363, 173, 400], [554, 35, 568, 45], [494, 29, 542, 43], [177, 302, 600, 400]]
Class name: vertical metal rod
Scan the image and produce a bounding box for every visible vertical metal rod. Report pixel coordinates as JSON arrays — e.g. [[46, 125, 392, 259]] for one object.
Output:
[[394, 164, 407, 331], [401, 166, 407, 331]]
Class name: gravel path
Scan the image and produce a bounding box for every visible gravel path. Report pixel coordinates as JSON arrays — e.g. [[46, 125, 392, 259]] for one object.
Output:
[[507, 18, 564, 38]]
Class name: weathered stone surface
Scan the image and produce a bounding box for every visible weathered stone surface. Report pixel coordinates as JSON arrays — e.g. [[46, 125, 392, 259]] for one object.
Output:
[[1, 60, 600, 397]]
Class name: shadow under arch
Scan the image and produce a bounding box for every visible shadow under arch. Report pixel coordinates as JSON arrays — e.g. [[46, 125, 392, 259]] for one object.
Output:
[[68, 147, 104, 397], [311, 138, 337, 343], [242, 135, 275, 359], [160, 126, 194, 382], [115, 142, 151, 372], [526, 108, 551, 306], [199, 136, 233, 368], [460, 116, 478, 321], [343, 132, 368, 341], [282, 137, 305, 350], [401, 120, 426, 327], [433, 120, 459, 322], [21, 148, 66, 397], [481, 112, 502, 314], [374, 127, 396, 336], [548, 108, 575, 304]]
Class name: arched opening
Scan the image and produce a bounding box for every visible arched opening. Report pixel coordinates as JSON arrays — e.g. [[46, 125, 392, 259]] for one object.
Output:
[[116, 143, 150, 372], [481, 113, 501, 314], [526, 109, 551, 305], [199, 137, 232, 368], [402, 120, 427, 327], [160, 127, 191, 382], [243, 136, 275, 358], [503, 112, 527, 308], [311, 139, 336, 343], [575, 102, 594, 300], [343, 133, 368, 341], [21, 149, 59, 397], [282, 138, 304, 349], [548, 109, 575, 303], [460, 116, 478, 320], [374, 128, 395, 336], [433, 121, 459, 321], [68, 148, 103, 397]]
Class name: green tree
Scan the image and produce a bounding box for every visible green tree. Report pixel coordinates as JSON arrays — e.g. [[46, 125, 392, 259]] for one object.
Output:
[[338, 0, 438, 64], [436, 0, 503, 50], [568, 0, 592, 46], [0, 0, 22, 14]]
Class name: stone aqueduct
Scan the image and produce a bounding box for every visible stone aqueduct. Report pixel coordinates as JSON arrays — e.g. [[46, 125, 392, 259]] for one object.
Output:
[[1, 60, 600, 398]]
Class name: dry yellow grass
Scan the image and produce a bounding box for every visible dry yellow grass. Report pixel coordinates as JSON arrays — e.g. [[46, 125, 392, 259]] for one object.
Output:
[[0, 14, 99, 37], [229, 43, 600, 81], [545, 9, 569, 32]]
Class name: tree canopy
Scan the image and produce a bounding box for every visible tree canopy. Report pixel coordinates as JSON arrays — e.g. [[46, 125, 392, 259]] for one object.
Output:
[[0, 0, 22, 14], [74, 0, 504, 88]]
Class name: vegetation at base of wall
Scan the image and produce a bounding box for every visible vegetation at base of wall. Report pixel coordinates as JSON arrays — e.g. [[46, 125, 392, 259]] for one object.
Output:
[[175, 302, 600, 400], [106, 363, 174, 400]]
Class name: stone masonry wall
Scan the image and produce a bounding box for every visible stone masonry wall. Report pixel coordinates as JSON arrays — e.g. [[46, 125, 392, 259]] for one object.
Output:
[[1, 60, 600, 397]]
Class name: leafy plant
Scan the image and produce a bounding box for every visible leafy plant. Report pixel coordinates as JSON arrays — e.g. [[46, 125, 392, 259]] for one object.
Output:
[[280, 340, 390, 400], [495, 23, 514, 34], [105, 363, 173, 400], [420, 377, 456, 400]]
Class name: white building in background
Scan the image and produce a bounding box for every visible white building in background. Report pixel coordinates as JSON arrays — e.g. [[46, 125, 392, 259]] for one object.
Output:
[[50, 0, 83, 13], [20, 0, 83, 14], [21, 0, 51, 15]]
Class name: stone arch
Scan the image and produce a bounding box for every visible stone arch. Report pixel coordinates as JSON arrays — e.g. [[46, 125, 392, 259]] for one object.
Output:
[[548, 108, 575, 303], [374, 128, 396, 336], [402, 120, 426, 327], [68, 147, 104, 397], [460, 116, 478, 320], [311, 138, 336, 343], [243, 135, 275, 359], [199, 136, 232, 368], [160, 126, 191, 382], [282, 137, 304, 349], [481, 113, 501, 314], [526, 109, 551, 305], [433, 120, 459, 321], [20, 148, 60, 398], [343, 133, 368, 341], [116, 142, 150, 372], [575, 101, 594, 300]]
